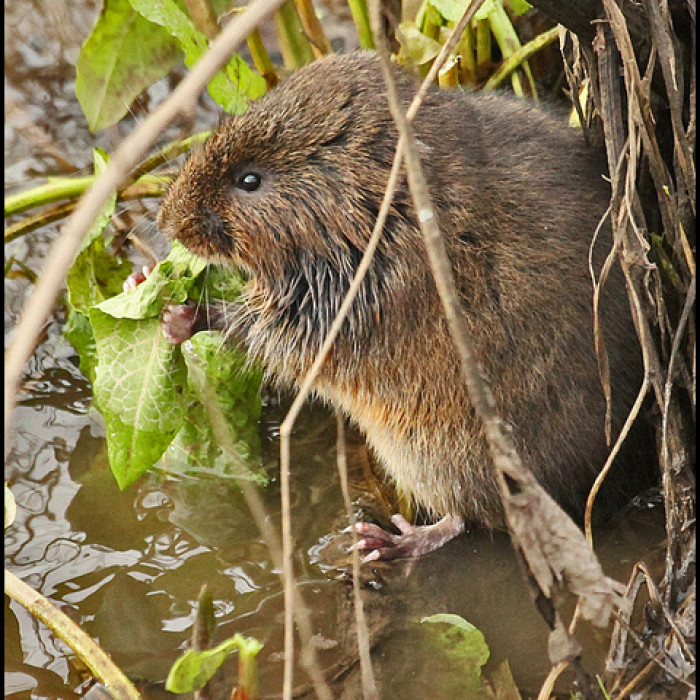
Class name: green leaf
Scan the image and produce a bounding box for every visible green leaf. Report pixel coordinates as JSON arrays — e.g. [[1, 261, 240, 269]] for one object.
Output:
[[67, 237, 132, 315], [166, 634, 263, 693], [429, 0, 472, 24], [395, 21, 443, 66], [64, 308, 98, 386], [76, 0, 181, 131], [161, 333, 265, 483], [66, 232, 261, 489], [80, 148, 117, 253], [102, 407, 181, 489], [88, 312, 189, 488], [129, 0, 207, 55], [129, 0, 266, 113], [474, 0, 498, 21], [90, 313, 189, 431], [95, 241, 206, 320], [64, 150, 130, 384], [507, 0, 532, 16]]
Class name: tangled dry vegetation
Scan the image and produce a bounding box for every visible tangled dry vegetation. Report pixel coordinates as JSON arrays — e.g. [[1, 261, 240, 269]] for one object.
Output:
[[537, 0, 695, 696]]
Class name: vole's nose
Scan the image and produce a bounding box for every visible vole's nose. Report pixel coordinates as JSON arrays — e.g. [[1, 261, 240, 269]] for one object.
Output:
[[199, 206, 229, 241]]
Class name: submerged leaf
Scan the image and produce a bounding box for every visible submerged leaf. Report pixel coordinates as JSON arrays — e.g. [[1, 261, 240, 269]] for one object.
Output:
[[419, 614, 493, 698], [421, 614, 490, 669]]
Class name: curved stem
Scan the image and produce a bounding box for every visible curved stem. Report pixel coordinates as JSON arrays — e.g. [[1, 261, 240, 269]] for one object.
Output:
[[5, 570, 142, 700]]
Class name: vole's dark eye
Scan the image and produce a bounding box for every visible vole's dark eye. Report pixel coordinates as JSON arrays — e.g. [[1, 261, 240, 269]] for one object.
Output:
[[236, 172, 262, 192]]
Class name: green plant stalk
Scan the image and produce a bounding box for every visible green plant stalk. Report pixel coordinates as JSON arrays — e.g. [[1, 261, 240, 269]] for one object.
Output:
[[346, 0, 374, 49], [597, 675, 613, 700], [274, 1, 315, 69], [293, 0, 332, 56], [5, 570, 142, 700], [438, 57, 460, 87], [475, 17, 491, 71], [183, 0, 220, 39], [421, 3, 442, 41], [247, 29, 279, 87], [414, 0, 429, 31], [126, 132, 211, 185], [483, 25, 558, 90], [4, 257, 38, 282], [237, 640, 260, 699], [456, 23, 476, 79], [5, 128, 208, 219], [5, 181, 169, 244], [4, 175, 170, 221], [5, 176, 96, 217], [5, 201, 77, 244], [486, 3, 537, 97]]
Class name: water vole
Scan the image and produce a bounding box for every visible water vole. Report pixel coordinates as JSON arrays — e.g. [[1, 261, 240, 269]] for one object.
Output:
[[156, 51, 649, 559]]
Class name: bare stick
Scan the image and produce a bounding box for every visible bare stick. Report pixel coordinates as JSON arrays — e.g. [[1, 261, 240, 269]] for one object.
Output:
[[5, 570, 142, 700], [188, 356, 333, 700], [4, 0, 288, 442], [278, 134, 405, 700], [336, 412, 378, 699], [276, 4, 483, 692]]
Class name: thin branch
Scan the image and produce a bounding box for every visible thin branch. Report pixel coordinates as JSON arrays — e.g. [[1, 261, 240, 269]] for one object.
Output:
[[188, 353, 333, 700], [278, 127, 405, 700], [275, 5, 486, 695], [336, 413, 378, 700], [5, 570, 143, 700]]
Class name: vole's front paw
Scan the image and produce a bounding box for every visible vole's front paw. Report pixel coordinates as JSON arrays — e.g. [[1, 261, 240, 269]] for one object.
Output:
[[162, 301, 199, 345], [122, 264, 199, 345], [122, 265, 154, 292], [354, 513, 465, 561]]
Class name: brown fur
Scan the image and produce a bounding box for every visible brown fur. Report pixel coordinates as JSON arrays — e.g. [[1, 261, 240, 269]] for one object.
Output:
[[158, 51, 649, 528]]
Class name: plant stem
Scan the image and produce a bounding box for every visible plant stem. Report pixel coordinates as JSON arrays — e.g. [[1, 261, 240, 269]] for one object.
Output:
[[5, 176, 96, 217], [274, 1, 315, 69], [483, 26, 559, 90], [247, 29, 279, 87], [5, 570, 143, 700], [294, 0, 332, 56], [346, 0, 374, 49]]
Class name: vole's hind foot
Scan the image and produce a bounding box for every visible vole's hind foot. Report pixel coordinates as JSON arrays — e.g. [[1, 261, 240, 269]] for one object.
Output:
[[354, 513, 465, 561]]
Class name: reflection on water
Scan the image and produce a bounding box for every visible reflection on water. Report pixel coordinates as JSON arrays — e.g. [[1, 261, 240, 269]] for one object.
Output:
[[4, 356, 667, 699]]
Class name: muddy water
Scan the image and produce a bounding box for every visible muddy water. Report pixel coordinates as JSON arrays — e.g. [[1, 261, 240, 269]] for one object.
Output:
[[4, 3, 667, 699]]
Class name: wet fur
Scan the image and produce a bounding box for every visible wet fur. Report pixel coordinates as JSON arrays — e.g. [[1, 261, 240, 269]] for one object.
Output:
[[158, 51, 649, 528]]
